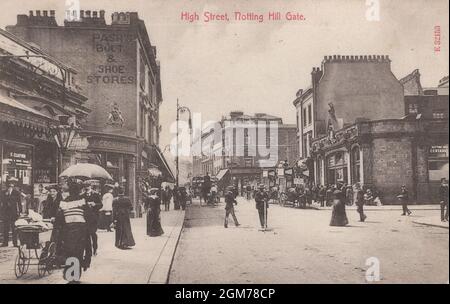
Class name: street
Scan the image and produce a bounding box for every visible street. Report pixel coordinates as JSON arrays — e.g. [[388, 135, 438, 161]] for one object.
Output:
[[170, 198, 449, 284]]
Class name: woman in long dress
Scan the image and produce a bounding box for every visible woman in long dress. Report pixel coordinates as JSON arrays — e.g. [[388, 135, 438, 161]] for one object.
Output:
[[145, 188, 164, 237], [112, 187, 135, 249], [330, 189, 349, 227], [56, 179, 92, 281]]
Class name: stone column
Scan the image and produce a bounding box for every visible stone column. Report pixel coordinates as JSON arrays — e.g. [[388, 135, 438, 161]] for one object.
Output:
[[128, 156, 137, 218]]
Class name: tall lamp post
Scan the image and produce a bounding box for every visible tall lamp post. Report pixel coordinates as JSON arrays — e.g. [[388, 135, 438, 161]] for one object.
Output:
[[176, 99, 192, 188]]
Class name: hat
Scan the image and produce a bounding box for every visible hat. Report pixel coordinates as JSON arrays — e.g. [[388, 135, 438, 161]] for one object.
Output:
[[6, 177, 18, 185], [258, 184, 265, 189], [45, 184, 59, 191], [104, 184, 115, 190]]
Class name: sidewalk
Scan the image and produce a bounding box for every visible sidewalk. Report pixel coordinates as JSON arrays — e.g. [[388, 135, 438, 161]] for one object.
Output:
[[0, 209, 186, 284], [412, 216, 449, 229]]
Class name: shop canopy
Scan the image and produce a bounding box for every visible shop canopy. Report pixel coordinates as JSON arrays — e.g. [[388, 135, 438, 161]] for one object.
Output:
[[216, 169, 229, 181], [152, 146, 175, 183], [0, 94, 53, 129]]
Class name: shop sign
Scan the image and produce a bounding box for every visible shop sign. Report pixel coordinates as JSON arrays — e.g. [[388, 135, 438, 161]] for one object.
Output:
[[68, 135, 89, 151], [430, 145, 448, 158]]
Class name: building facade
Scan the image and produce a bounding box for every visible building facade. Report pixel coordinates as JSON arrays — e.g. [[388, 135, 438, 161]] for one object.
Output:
[[7, 10, 174, 216], [0, 28, 88, 238], [192, 111, 298, 192], [294, 55, 449, 203]]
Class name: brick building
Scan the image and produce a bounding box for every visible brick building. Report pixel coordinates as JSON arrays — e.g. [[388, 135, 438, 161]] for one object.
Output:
[[192, 111, 298, 193], [7, 10, 174, 215], [294, 55, 448, 203]]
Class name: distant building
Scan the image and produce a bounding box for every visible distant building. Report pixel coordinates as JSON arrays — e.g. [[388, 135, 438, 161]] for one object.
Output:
[[7, 10, 174, 215], [192, 111, 298, 192], [293, 55, 448, 203]]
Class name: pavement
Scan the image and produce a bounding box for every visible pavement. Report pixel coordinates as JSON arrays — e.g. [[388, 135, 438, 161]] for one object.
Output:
[[169, 197, 449, 284], [0, 208, 185, 284]]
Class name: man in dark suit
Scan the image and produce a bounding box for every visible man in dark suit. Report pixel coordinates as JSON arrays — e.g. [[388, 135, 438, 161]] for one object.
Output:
[[224, 186, 240, 228], [1, 178, 22, 247], [82, 182, 103, 256], [255, 184, 269, 229]]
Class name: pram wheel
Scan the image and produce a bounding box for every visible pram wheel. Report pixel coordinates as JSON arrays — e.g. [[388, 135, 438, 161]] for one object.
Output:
[[14, 246, 30, 278], [38, 242, 56, 277]]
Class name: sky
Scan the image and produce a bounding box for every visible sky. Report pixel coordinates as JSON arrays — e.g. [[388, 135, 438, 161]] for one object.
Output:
[[0, 0, 448, 152]]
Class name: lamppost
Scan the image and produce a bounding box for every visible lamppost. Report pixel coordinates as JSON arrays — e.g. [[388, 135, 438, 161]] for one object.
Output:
[[176, 99, 192, 188], [49, 115, 80, 173]]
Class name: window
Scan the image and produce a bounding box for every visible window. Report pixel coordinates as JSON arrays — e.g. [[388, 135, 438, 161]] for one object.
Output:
[[408, 103, 419, 114], [433, 111, 445, 119], [303, 108, 307, 127], [308, 104, 312, 125], [351, 146, 361, 184]]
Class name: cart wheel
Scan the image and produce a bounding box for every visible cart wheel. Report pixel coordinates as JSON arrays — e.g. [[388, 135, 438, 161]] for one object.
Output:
[[46, 243, 57, 275], [14, 247, 28, 278]]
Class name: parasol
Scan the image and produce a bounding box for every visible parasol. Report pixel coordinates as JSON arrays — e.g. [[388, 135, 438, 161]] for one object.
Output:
[[59, 163, 113, 180]]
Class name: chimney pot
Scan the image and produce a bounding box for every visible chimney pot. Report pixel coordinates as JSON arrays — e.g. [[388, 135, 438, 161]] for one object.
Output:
[[86, 10, 91, 18], [80, 10, 84, 18], [93, 11, 98, 18], [29, 10, 33, 16], [100, 10, 105, 18], [43, 10, 48, 17], [50, 10, 55, 17], [36, 10, 41, 16]]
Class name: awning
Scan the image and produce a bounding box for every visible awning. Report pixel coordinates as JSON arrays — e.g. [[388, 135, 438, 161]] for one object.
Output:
[[216, 169, 229, 181], [153, 146, 175, 183], [0, 94, 50, 119]]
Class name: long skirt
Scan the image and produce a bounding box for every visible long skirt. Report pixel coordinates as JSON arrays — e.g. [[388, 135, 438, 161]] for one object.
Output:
[[330, 202, 349, 227], [115, 215, 136, 248], [147, 209, 164, 237], [61, 223, 91, 275], [98, 211, 113, 230]]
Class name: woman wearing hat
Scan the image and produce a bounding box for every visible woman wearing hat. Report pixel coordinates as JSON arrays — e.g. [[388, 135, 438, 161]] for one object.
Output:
[[112, 187, 135, 249], [0, 177, 21, 247], [99, 184, 115, 232], [144, 188, 164, 237], [330, 189, 349, 227]]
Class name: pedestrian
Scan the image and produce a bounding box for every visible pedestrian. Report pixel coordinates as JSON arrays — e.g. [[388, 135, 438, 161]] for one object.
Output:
[[41, 184, 62, 221], [354, 183, 366, 222], [330, 189, 349, 227], [364, 189, 374, 206], [112, 187, 135, 249], [255, 184, 269, 229], [224, 186, 240, 228], [345, 185, 353, 206], [0, 177, 22, 247], [318, 185, 326, 207], [439, 178, 449, 222], [162, 186, 171, 211], [99, 184, 114, 232], [145, 188, 164, 237], [397, 185, 412, 216], [173, 186, 180, 210], [82, 182, 103, 256], [210, 183, 218, 205], [57, 179, 92, 281], [179, 187, 188, 210], [325, 185, 333, 207]]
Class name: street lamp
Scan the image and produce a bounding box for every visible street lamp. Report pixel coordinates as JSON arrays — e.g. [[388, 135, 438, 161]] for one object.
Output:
[[50, 115, 80, 153], [176, 99, 192, 188]]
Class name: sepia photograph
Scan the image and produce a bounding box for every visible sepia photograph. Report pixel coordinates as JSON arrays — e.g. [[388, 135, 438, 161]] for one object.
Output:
[[0, 0, 448, 293]]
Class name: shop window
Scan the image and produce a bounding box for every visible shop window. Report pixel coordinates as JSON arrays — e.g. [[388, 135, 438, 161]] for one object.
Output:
[[308, 104, 312, 126], [432, 111, 445, 119], [303, 108, 307, 127], [326, 152, 348, 186], [1, 142, 33, 194]]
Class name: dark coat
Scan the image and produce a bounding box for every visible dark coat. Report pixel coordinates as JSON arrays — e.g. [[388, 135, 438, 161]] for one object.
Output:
[[42, 194, 62, 219], [82, 192, 103, 228], [439, 185, 449, 203], [224, 191, 237, 210], [0, 189, 22, 220], [255, 191, 269, 210]]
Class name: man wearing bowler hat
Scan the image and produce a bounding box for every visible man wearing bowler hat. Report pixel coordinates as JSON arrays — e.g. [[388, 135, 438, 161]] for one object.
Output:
[[0, 177, 22, 247]]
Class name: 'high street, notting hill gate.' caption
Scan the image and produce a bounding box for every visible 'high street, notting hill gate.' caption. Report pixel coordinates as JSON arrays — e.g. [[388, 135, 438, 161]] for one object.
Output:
[[181, 11, 306, 23]]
